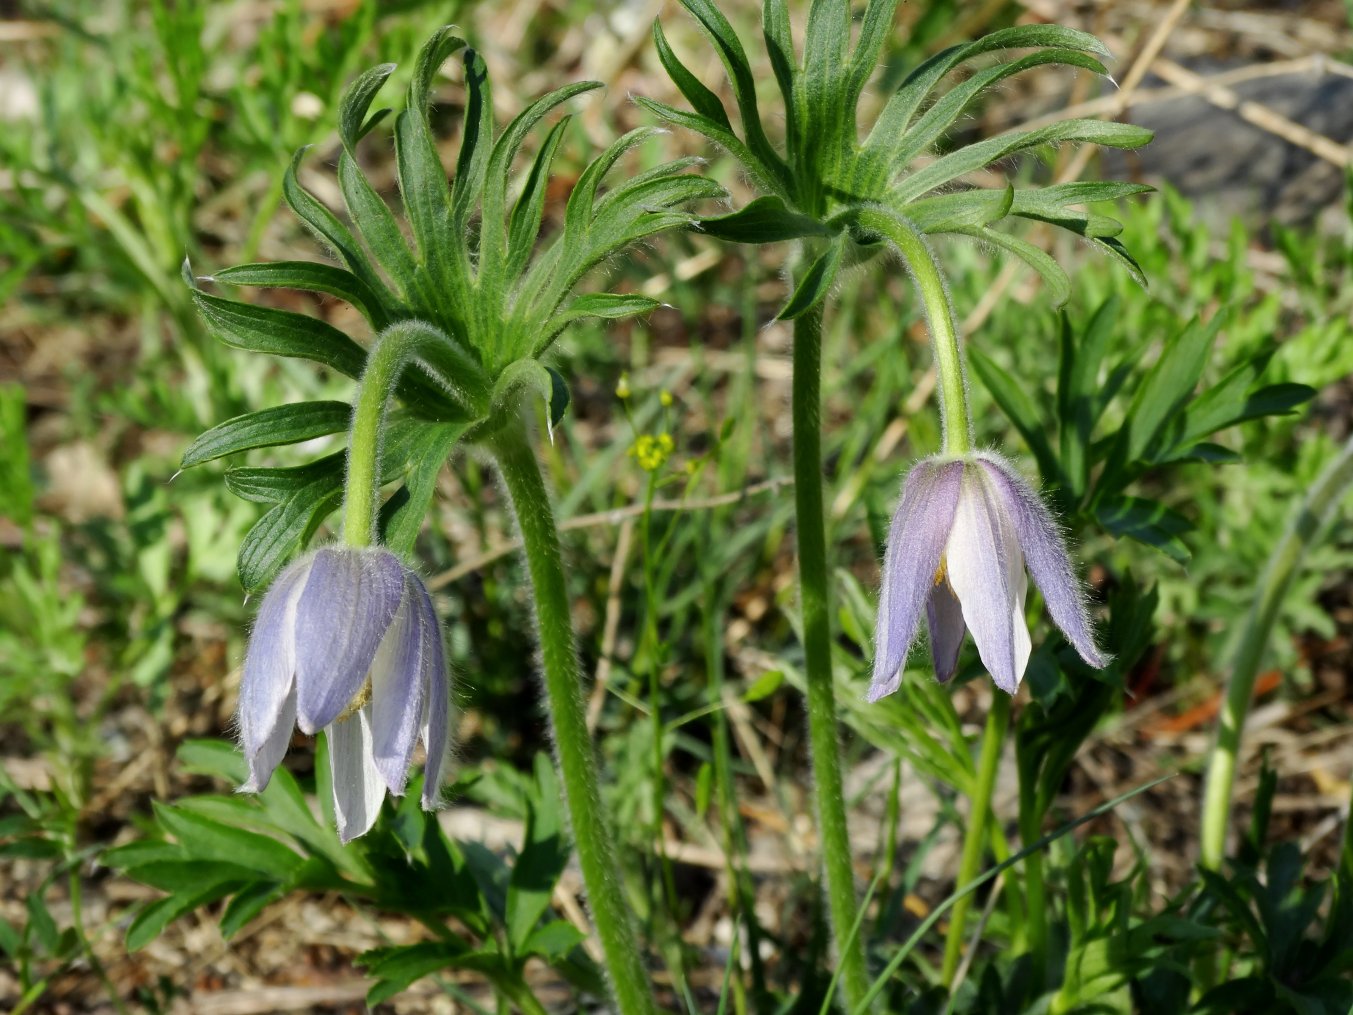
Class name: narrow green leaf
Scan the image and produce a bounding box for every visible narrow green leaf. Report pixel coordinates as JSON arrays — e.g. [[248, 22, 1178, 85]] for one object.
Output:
[[127, 884, 236, 951], [1087, 235, 1149, 288], [282, 149, 390, 303], [761, 0, 797, 143], [129, 860, 261, 893], [359, 942, 471, 1005], [1058, 299, 1118, 501], [653, 19, 729, 129], [779, 233, 845, 320], [488, 360, 570, 437], [219, 881, 287, 938], [549, 293, 664, 333], [848, 0, 901, 103], [949, 226, 1072, 307], [905, 186, 1014, 233], [181, 402, 351, 469], [176, 739, 248, 783], [451, 47, 493, 232], [969, 346, 1062, 485], [867, 25, 1112, 161], [564, 126, 662, 242], [339, 62, 397, 151], [888, 50, 1106, 172], [338, 150, 423, 307], [506, 756, 571, 953], [395, 105, 459, 296], [480, 81, 601, 279], [522, 920, 586, 959], [891, 120, 1154, 205], [678, 0, 788, 188], [213, 261, 389, 330], [1095, 494, 1192, 563], [635, 97, 777, 196], [236, 482, 343, 592], [152, 803, 304, 879], [225, 454, 345, 505], [1113, 314, 1220, 468], [698, 195, 832, 243], [396, 30, 467, 300], [507, 115, 571, 280], [192, 290, 366, 377]]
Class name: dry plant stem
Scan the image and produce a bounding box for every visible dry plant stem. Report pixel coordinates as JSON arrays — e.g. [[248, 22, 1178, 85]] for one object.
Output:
[[941, 692, 1011, 985], [489, 420, 656, 1015], [1200, 434, 1353, 871], [793, 297, 871, 1011]]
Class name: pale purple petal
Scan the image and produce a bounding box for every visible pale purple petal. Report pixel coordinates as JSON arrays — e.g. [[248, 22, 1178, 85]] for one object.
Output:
[[238, 556, 312, 790], [976, 454, 1108, 669], [868, 458, 963, 702], [327, 707, 385, 843], [295, 547, 404, 734], [926, 576, 967, 683], [945, 466, 1031, 695], [242, 687, 296, 794], [414, 579, 451, 810], [369, 574, 424, 796]]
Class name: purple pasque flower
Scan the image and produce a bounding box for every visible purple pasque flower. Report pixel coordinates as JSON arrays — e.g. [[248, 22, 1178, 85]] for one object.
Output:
[[238, 545, 451, 842], [869, 451, 1107, 700]]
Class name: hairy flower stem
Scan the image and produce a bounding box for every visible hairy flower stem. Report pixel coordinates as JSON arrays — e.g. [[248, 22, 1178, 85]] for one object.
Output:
[[941, 691, 1010, 985], [1200, 434, 1353, 871], [792, 296, 871, 1011], [489, 420, 656, 1015], [855, 209, 972, 455], [343, 320, 479, 548]]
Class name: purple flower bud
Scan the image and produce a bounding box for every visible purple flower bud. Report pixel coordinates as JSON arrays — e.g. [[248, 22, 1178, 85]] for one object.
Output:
[[869, 452, 1108, 701], [238, 545, 453, 842]]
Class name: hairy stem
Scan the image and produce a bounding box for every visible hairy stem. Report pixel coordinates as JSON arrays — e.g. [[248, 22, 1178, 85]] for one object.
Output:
[[793, 296, 870, 1009], [1200, 434, 1353, 870], [489, 420, 656, 1015], [343, 320, 482, 546], [854, 208, 972, 454], [942, 692, 1010, 985]]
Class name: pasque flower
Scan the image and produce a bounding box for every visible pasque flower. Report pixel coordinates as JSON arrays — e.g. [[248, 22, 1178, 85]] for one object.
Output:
[[238, 545, 450, 842], [869, 451, 1107, 700]]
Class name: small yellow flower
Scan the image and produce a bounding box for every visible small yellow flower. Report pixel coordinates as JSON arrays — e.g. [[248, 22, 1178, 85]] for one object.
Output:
[[629, 432, 675, 472], [615, 372, 631, 400], [659, 389, 674, 407]]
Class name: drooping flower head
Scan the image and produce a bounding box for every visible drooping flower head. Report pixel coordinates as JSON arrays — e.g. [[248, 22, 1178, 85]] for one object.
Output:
[[869, 451, 1107, 700], [239, 545, 451, 842]]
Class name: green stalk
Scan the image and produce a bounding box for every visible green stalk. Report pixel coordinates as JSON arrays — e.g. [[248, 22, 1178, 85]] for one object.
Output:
[[854, 208, 972, 454], [343, 321, 485, 546], [941, 692, 1010, 985], [489, 419, 656, 1015], [792, 296, 871, 1010], [1199, 434, 1353, 870]]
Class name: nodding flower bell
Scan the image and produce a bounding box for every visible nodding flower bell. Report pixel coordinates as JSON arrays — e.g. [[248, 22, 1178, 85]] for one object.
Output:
[[238, 545, 451, 842], [869, 451, 1108, 700]]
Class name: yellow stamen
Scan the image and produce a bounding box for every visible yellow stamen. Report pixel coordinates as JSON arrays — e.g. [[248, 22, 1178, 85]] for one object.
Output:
[[337, 677, 373, 722]]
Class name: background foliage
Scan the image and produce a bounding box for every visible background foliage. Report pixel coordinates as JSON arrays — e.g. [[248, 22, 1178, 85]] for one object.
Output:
[[2, 0, 1352, 1011]]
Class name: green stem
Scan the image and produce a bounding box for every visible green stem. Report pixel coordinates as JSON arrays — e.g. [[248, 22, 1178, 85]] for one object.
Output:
[[343, 321, 484, 546], [792, 297, 870, 1010], [941, 692, 1010, 985], [1200, 434, 1353, 870], [854, 208, 972, 454], [489, 420, 656, 1015]]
